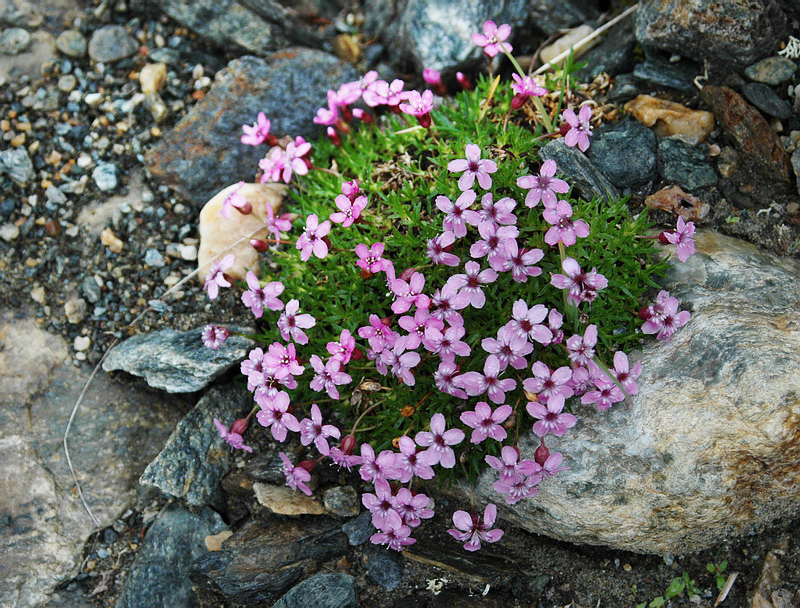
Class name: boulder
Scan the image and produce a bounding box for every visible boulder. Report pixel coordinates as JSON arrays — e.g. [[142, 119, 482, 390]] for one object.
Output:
[[476, 231, 800, 555]]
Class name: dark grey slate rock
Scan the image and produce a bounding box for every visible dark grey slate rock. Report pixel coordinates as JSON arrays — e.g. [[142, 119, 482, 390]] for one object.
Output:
[[364, 0, 527, 74], [102, 325, 253, 393], [139, 384, 252, 506], [323, 486, 360, 517], [0, 27, 31, 54], [88, 25, 137, 63], [342, 510, 373, 546], [189, 519, 349, 606], [0, 148, 34, 184], [744, 56, 797, 85], [575, 18, 636, 82], [608, 73, 645, 102], [364, 545, 404, 591], [585, 120, 657, 190], [791, 148, 800, 197], [657, 138, 718, 191], [148, 47, 180, 65], [526, 0, 601, 37], [80, 275, 102, 303], [115, 505, 227, 608], [742, 82, 792, 120], [632, 53, 700, 92], [635, 0, 789, 70], [539, 139, 619, 202], [271, 573, 358, 608], [56, 29, 87, 58], [145, 50, 357, 206]]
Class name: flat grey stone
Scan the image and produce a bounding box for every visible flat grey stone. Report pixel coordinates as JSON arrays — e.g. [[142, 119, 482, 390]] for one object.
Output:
[[0, 27, 30, 54], [586, 120, 657, 190], [744, 56, 796, 85], [539, 139, 619, 202], [0, 148, 34, 184], [88, 25, 137, 63], [657, 137, 718, 191], [56, 29, 86, 58], [742, 82, 792, 120], [271, 574, 357, 608]]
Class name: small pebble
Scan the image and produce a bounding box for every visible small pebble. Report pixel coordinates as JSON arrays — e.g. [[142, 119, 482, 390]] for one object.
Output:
[[57, 75, 77, 93], [144, 248, 165, 267], [0, 28, 31, 55], [45, 185, 67, 204], [100, 227, 124, 252], [65, 298, 88, 323], [84, 92, 102, 106], [92, 163, 118, 191], [0, 223, 20, 242], [56, 29, 88, 58], [30, 285, 46, 304], [74, 336, 91, 351], [179, 244, 197, 261]]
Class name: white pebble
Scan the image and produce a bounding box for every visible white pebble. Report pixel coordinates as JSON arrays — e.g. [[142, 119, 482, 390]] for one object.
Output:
[[84, 92, 102, 106], [74, 336, 91, 351]]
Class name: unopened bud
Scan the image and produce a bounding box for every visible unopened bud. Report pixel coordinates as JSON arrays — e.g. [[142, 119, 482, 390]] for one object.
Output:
[[326, 126, 341, 146], [456, 71, 473, 90], [230, 418, 249, 435], [250, 238, 269, 252], [359, 268, 372, 279], [265, 133, 279, 147], [340, 434, 357, 455], [351, 347, 364, 362], [296, 459, 316, 473], [502, 414, 516, 429], [417, 113, 432, 129], [235, 201, 252, 215], [638, 306, 652, 321], [352, 108, 373, 124], [511, 94, 526, 110], [534, 443, 550, 466], [524, 389, 538, 402], [559, 123, 571, 136], [322, 236, 332, 249], [658, 231, 673, 245], [391, 436, 401, 449], [380, 317, 392, 328], [399, 267, 417, 281]]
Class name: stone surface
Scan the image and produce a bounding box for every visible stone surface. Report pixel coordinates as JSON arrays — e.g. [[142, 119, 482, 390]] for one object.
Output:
[[0, 314, 185, 607], [364, 0, 527, 74], [538, 139, 619, 202], [792, 148, 800, 197], [657, 137, 718, 191], [55, 28, 86, 57], [197, 182, 285, 281], [188, 518, 348, 606], [341, 510, 372, 546], [102, 325, 253, 393], [742, 82, 792, 120], [632, 53, 700, 92], [700, 85, 791, 184], [585, 120, 657, 190], [624, 95, 715, 146], [253, 483, 326, 515], [145, 50, 357, 206], [139, 384, 252, 506], [526, 0, 600, 37], [476, 231, 800, 555], [744, 56, 797, 85], [87, 25, 137, 63], [271, 573, 358, 608], [0, 148, 34, 184], [0, 29, 56, 82], [635, 0, 789, 69], [0, 26, 31, 54], [364, 545, 404, 591], [539, 25, 596, 66], [116, 505, 227, 608], [575, 17, 636, 82], [323, 485, 360, 517]]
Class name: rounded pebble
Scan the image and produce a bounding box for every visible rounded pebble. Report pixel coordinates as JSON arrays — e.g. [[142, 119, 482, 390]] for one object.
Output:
[[74, 336, 91, 351], [56, 29, 88, 58], [0, 28, 31, 55]]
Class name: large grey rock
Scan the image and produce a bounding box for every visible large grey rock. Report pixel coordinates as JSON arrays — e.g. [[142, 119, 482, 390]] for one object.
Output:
[[189, 518, 349, 606], [102, 325, 253, 393], [271, 573, 358, 608], [526, 0, 600, 37], [632, 51, 700, 92], [145, 51, 357, 206], [115, 505, 227, 608], [539, 139, 619, 202], [575, 17, 636, 82], [476, 231, 800, 555], [0, 148, 34, 184], [0, 315, 185, 607], [585, 120, 657, 190], [744, 56, 797, 85], [635, 0, 789, 69], [742, 82, 792, 120], [140, 384, 252, 506], [657, 137, 718, 191], [364, 0, 528, 74], [87, 25, 137, 63]]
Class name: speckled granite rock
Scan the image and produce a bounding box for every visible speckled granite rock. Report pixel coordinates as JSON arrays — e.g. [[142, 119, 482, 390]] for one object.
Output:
[[476, 231, 800, 555]]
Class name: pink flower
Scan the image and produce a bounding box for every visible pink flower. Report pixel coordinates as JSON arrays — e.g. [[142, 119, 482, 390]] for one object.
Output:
[[663, 216, 696, 262], [242, 272, 284, 319], [448, 503, 504, 551], [610, 351, 641, 395], [355, 242, 390, 274], [389, 340, 421, 386], [399, 89, 434, 128], [470, 222, 519, 271], [446, 260, 497, 309], [550, 257, 608, 306], [259, 147, 286, 183], [370, 511, 416, 551], [240, 112, 273, 146], [213, 418, 253, 452], [263, 342, 304, 379], [358, 314, 398, 352], [203, 253, 235, 300], [543, 201, 590, 247], [399, 307, 444, 350], [523, 361, 574, 403], [423, 68, 442, 86], [395, 435, 437, 482], [642, 295, 691, 341], [471, 20, 513, 57], [493, 473, 540, 504], [277, 298, 316, 345], [328, 444, 363, 471], [330, 194, 368, 227], [393, 488, 434, 528], [508, 300, 552, 344], [547, 309, 564, 345], [516, 159, 570, 208], [362, 78, 406, 107], [581, 373, 625, 410], [427, 232, 460, 266], [510, 73, 546, 109], [280, 137, 311, 183], [256, 391, 300, 441], [465, 193, 517, 228], [415, 413, 464, 468], [300, 403, 341, 455], [434, 360, 468, 399], [456, 355, 517, 404], [562, 105, 593, 152], [264, 201, 292, 242], [459, 400, 513, 443], [430, 282, 471, 326], [359, 444, 400, 484], [218, 181, 251, 218], [423, 324, 471, 362], [498, 241, 543, 283], [448, 144, 498, 191], [527, 393, 577, 437], [296, 214, 331, 261], [313, 89, 340, 126], [201, 325, 229, 349], [485, 445, 520, 480], [309, 355, 352, 399], [390, 271, 430, 314], [565, 324, 598, 368], [456, 71, 473, 90], [481, 324, 533, 370], [279, 452, 313, 495], [363, 479, 398, 529], [436, 190, 476, 238], [326, 329, 356, 364]]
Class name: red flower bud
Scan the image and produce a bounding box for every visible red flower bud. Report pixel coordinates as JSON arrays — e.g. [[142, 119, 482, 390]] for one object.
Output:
[[637, 306, 652, 320], [235, 201, 252, 215], [534, 443, 550, 466], [417, 113, 432, 129], [265, 133, 279, 147], [230, 418, 249, 435], [456, 71, 473, 90], [559, 123, 571, 136], [658, 231, 673, 245], [326, 127, 341, 146], [296, 459, 316, 473], [511, 94, 526, 110], [322, 236, 332, 249], [350, 347, 364, 361], [380, 317, 392, 328], [250, 238, 269, 252], [399, 267, 417, 281], [340, 434, 357, 455], [359, 268, 372, 279]]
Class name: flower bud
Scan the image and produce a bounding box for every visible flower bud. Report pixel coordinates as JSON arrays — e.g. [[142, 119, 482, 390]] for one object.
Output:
[[637, 306, 652, 321], [322, 236, 332, 249], [296, 459, 316, 473], [235, 201, 253, 215], [326, 126, 341, 146], [559, 122, 571, 136], [399, 267, 417, 281], [380, 317, 392, 328], [265, 133, 279, 147], [534, 443, 550, 466], [340, 434, 357, 455], [456, 71, 473, 90], [350, 347, 364, 361], [502, 414, 516, 429], [511, 94, 527, 110], [658, 231, 673, 245], [416, 113, 432, 129], [359, 268, 372, 279], [230, 418, 249, 435], [250, 238, 269, 252], [352, 108, 373, 124]]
